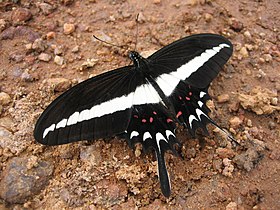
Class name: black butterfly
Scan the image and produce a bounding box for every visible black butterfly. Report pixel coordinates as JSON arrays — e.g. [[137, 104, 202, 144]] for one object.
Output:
[[34, 34, 233, 197]]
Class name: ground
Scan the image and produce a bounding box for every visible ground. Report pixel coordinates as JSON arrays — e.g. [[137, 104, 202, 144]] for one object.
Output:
[[0, 0, 279, 209]]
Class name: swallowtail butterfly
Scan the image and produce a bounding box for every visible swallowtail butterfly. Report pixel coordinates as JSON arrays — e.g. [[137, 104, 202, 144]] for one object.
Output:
[[34, 34, 233, 197]]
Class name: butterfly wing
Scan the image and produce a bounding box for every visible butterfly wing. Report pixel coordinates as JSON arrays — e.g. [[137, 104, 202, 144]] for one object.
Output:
[[145, 33, 233, 134], [34, 66, 145, 145], [148, 33, 233, 89]]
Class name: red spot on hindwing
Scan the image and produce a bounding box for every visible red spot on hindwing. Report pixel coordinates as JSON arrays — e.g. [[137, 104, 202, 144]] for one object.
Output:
[[167, 118, 173, 123], [153, 111, 157, 115], [186, 96, 191, 101], [142, 119, 147, 123], [176, 111, 182, 118], [150, 117, 153, 123], [133, 115, 139, 118]]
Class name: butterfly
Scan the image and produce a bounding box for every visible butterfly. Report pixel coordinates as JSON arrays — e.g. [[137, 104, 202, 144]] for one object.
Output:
[[34, 33, 233, 197]]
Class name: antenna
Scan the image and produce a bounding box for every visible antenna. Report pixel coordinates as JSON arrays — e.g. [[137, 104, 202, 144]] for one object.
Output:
[[92, 35, 129, 50], [133, 13, 140, 52]]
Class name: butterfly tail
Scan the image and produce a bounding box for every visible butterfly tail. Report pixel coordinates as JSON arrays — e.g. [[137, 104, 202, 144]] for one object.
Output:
[[155, 149, 171, 197]]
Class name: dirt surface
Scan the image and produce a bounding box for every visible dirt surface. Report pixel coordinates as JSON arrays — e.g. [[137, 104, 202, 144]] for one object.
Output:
[[0, 0, 280, 209]]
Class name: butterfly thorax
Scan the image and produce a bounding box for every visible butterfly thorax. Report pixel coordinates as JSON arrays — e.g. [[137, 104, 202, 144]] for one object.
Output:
[[129, 51, 148, 69]]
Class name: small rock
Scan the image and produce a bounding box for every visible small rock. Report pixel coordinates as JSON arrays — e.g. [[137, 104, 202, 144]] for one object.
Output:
[[233, 148, 263, 172], [247, 119, 252, 127], [80, 145, 102, 166], [0, 19, 7, 31], [71, 45, 79, 53], [137, 12, 146, 23], [229, 116, 243, 129], [268, 121, 276, 130], [1, 26, 40, 42], [37, 2, 54, 15], [80, 58, 98, 70], [217, 94, 230, 103], [216, 147, 235, 159], [244, 30, 252, 39], [46, 31, 56, 40], [222, 158, 234, 177], [239, 47, 249, 58], [226, 201, 238, 210], [54, 46, 63, 55], [0, 92, 11, 105], [38, 53, 51, 62], [0, 117, 14, 131], [63, 23, 75, 35], [21, 71, 34, 82], [32, 38, 47, 52], [238, 86, 280, 115], [0, 156, 53, 204], [11, 8, 32, 24], [44, 78, 71, 92], [229, 18, 243, 32], [153, 0, 161, 4], [54, 55, 64, 65], [204, 13, 213, 22], [263, 54, 273, 62]]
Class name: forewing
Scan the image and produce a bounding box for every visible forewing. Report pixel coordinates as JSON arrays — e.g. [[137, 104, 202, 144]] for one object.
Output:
[[148, 33, 233, 90], [34, 66, 142, 145]]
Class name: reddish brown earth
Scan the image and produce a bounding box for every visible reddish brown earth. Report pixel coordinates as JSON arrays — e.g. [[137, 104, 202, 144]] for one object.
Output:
[[0, 0, 279, 209]]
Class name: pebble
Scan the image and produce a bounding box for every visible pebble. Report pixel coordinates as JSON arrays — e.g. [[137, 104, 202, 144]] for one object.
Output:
[[268, 121, 276, 130], [37, 2, 54, 15], [71, 45, 79, 53], [263, 54, 273, 62], [233, 148, 262, 172], [1, 26, 40, 42], [216, 147, 235, 159], [0, 92, 11, 105], [222, 158, 234, 177], [63, 23, 75, 35], [80, 145, 102, 166], [244, 30, 252, 39], [217, 94, 230, 103], [80, 58, 98, 70], [239, 47, 249, 58], [229, 116, 243, 129], [0, 117, 14, 131], [226, 201, 238, 210], [20, 71, 34, 82], [0, 19, 7, 31], [204, 13, 213, 22], [54, 46, 63, 55], [54, 55, 64, 65], [11, 8, 32, 23], [32, 38, 47, 52], [229, 18, 243, 32], [44, 78, 71, 92], [0, 156, 53, 204], [46, 31, 56, 40], [38, 53, 51, 62]]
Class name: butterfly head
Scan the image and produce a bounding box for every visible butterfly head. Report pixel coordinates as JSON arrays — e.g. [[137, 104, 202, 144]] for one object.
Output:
[[129, 51, 143, 68]]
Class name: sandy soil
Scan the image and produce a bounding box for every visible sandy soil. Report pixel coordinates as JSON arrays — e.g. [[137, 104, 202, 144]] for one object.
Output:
[[0, 0, 279, 209]]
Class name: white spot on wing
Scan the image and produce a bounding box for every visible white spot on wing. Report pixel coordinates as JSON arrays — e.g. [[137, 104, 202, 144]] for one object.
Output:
[[56, 119, 67, 129], [78, 109, 90, 122], [189, 115, 197, 128], [67, 112, 79, 126], [130, 131, 139, 139], [198, 101, 204, 107], [165, 130, 175, 139], [43, 124, 55, 138], [155, 132, 168, 153], [143, 131, 152, 141], [196, 108, 209, 121], [200, 91, 206, 98]]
